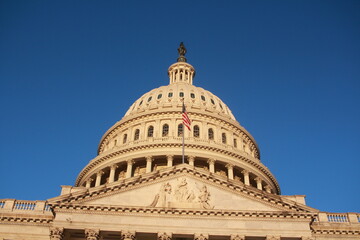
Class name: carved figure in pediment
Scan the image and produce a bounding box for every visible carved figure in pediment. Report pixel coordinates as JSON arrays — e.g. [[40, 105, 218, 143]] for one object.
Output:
[[149, 182, 172, 207], [197, 185, 213, 209], [174, 178, 195, 202]]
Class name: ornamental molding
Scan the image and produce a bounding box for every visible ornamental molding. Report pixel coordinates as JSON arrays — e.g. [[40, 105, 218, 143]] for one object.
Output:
[[0, 215, 53, 225], [312, 229, 360, 235], [51, 203, 315, 220], [52, 166, 312, 213], [77, 142, 278, 193]]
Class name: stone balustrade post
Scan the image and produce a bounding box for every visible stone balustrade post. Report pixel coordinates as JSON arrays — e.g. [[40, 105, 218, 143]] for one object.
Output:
[[3, 199, 15, 211], [126, 160, 134, 178], [121, 231, 136, 240], [255, 177, 263, 190], [167, 155, 174, 167], [86, 178, 93, 188], [317, 212, 328, 222], [241, 170, 250, 186], [188, 155, 195, 166], [95, 171, 104, 187], [50, 227, 64, 240], [34, 200, 46, 211], [348, 213, 359, 223], [109, 164, 118, 183], [226, 164, 234, 180], [146, 156, 153, 173], [85, 229, 100, 240], [207, 158, 215, 173]]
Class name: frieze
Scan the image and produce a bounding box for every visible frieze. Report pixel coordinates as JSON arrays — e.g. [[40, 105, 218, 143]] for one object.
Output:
[[149, 178, 213, 209]]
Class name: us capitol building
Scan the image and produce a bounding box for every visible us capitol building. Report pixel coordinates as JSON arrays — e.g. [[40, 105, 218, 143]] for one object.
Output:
[[0, 44, 359, 240]]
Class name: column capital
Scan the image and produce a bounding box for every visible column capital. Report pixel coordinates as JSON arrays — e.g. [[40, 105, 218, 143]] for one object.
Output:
[[96, 170, 104, 176], [85, 229, 100, 240], [188, 155, 195, 161], [241, 169, 249, 175], [166, 155, 174, 160], [146, 156, 153, 162], [121, 231, 136, 240], [110, 164, 119, 170], [254, 177, 262, 183], [194, 234, 208, 240], [266, 236, 280, 240], [127, 159, 134, 165], [86, 178, 94, 183], [158, 232, 172, 240], [50, 227, 64, 240], [225, 163, 234, 169], [230, 235, 245, 240], [207, 158, 216, 164]]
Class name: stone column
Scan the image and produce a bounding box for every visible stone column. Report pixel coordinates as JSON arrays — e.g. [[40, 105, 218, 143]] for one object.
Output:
[[194, 234, 208, 240], [50, 227, 64, 240], [188, 155, 195, 166], [158, 232, 172, 240], [146, 156, 153, 173], [226, 164, 234, 180], [121, 231, 136, 240], [264, 185, 272, 193], [95, 171, 104, 187], [85, 229, 100, 240], [241, 170, 250, 186], [109, 164, 118, 183], [85, 178, 93, 188], [230, 235, 245, 240], [126, 159, 134, 178], [207, 158, 215, 173], [167, 155, 174, 167], [255, 177, 263, 190]]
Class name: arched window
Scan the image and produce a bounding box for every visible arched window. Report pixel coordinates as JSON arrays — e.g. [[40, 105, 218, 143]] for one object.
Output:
[[162, 124, 169, 137], [123, 134, 128, 144], [208, 128, 214, 140], [157, 94, 162, 99], [134, 129, 140, 140], [179, 92, 184, 97], [222, 133, 227, 144], [178, 124, 183, 137], [194, 125, 200, 138], [190, 93, 195, 99], [147, 126, 154, 137]]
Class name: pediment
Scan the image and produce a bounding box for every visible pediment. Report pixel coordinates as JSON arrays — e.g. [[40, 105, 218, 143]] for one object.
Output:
[[49, 166, 313, 213]]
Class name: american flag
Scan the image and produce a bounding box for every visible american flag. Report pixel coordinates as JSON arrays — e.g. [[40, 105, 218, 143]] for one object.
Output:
[[182, 102, 191, 131]]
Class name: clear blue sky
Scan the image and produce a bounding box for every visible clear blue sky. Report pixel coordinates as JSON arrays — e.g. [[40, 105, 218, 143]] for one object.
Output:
[[0, 0, 359, 213]]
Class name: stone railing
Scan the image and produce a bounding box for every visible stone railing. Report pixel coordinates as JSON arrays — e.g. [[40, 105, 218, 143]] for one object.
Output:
[[315, 212, 360, 223], [0, 199, 52, 213]]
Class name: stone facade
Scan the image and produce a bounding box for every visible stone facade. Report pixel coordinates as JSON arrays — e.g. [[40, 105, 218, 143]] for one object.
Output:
[[0, 45, 359, 240]]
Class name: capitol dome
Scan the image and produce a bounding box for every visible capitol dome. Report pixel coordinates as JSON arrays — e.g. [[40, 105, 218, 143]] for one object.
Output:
[[75, 44, 280, 195]]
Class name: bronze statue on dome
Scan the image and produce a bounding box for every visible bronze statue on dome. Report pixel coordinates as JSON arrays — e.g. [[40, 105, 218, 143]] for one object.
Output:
[[177, 42, 187, 62]]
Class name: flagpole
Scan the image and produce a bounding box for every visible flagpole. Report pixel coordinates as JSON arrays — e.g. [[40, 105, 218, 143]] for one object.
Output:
[[182, 122, 185, 164], [182, 98, 185, 164]]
